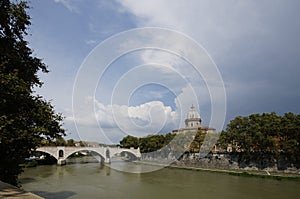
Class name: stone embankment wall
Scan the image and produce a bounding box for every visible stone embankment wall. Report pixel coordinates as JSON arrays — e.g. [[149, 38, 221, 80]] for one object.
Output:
[[174, 154, 300, 174], [141, 153, 300, 174]]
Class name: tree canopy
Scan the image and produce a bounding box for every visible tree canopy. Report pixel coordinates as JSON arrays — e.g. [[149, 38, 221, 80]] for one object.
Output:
[[120, 133, 176, 152], [220, 112, 300, 169], [0, 0, 65, 186]]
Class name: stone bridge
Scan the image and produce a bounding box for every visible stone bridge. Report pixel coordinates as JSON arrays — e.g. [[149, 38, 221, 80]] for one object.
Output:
[[36, 146, 141, 165]]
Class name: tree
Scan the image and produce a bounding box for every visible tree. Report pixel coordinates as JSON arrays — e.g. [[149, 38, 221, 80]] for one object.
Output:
[[280, 113, 300, 165], [120, 135, 139, 149], [55, 137, 66, 146], [0, 0, 65, 186], [189, 130, 206, 152], [220, 112, 300, 169], [66, 139, 75, 146]]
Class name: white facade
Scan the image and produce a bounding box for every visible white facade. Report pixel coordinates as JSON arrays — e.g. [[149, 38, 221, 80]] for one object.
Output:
[[172, 105, 216, 134], [185, 105, 202, 128]]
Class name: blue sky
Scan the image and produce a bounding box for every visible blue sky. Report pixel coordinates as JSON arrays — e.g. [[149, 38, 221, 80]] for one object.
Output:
[[27, 0, 300, 143]]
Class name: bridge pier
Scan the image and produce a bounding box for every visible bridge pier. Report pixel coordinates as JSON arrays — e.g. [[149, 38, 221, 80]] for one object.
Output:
[[104, 158, 110, 164], [57, 159, 66, 166]]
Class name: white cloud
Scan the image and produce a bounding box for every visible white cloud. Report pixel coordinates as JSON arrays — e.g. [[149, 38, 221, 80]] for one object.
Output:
[[67, 98, 179, 142], [148, 90, 164, 99], [54, 0, 80, 13], [84, 39, 98, 45], [66, 78, 214, 143]]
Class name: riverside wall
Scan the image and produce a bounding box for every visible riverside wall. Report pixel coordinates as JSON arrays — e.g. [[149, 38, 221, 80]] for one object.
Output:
[[140, 152, 300, 174]]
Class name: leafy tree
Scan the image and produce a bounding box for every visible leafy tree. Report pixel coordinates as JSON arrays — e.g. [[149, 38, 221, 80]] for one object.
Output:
[[79, 141, 85, 147], [218, 130, 229, 150], [189, 130, 206, 152], [220, 112, 300, 169], [120, 133, 176, 155], [54, 137, 66, 146], [0, 0, 64, 185], [66, 139, 75, 146], [164, 132, 176, 145], [279, 113, 300, 165], [120, 135, 139, 149]]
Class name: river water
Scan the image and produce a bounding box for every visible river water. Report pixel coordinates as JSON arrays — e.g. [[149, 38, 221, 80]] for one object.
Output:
[[20, 158, 300, 199]]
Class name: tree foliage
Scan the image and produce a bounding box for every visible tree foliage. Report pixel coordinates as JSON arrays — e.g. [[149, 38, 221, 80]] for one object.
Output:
[[0, 0, 65, 185], [220, 112, 300, 169], [40, 137, 76, 146], [120, 135, 139, 149], [189, 130, 206, 152], [120, 133, 176, 153]]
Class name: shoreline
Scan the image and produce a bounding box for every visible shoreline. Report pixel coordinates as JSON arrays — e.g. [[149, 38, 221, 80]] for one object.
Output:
[[0, 181, 44, 199], [134, 160, 300, 180]]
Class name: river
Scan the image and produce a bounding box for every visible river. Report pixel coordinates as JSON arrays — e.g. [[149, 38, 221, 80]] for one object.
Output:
[[20, 157, 300, 199]]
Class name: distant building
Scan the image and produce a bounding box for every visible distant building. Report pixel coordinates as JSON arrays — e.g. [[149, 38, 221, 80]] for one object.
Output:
[[172, 105, 216, 134]]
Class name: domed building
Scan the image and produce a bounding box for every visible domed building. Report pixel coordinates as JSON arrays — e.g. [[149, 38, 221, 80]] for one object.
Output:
[[172, 105, 215, 134], [185, 105, 202, 129]]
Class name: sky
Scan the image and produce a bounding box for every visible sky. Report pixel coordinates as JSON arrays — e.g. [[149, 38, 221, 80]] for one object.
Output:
[[27, 0, 300, 144]]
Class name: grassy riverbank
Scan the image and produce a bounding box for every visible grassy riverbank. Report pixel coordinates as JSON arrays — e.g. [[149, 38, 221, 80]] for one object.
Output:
[[134, 160, 300, 181]]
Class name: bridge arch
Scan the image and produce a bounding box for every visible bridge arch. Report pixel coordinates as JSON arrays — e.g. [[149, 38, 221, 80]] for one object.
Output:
[[63, 148, 106, 163], [36, 147, 59, 160], [111, 149, 140, 161]]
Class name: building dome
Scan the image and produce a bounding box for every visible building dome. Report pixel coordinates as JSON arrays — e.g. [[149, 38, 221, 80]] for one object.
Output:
[[187, 105, 200, 119], [185, 105, 201, 128]]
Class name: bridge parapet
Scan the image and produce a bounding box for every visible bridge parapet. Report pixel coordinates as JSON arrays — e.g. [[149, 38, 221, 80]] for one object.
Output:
[[35, 146, 141, 165]]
